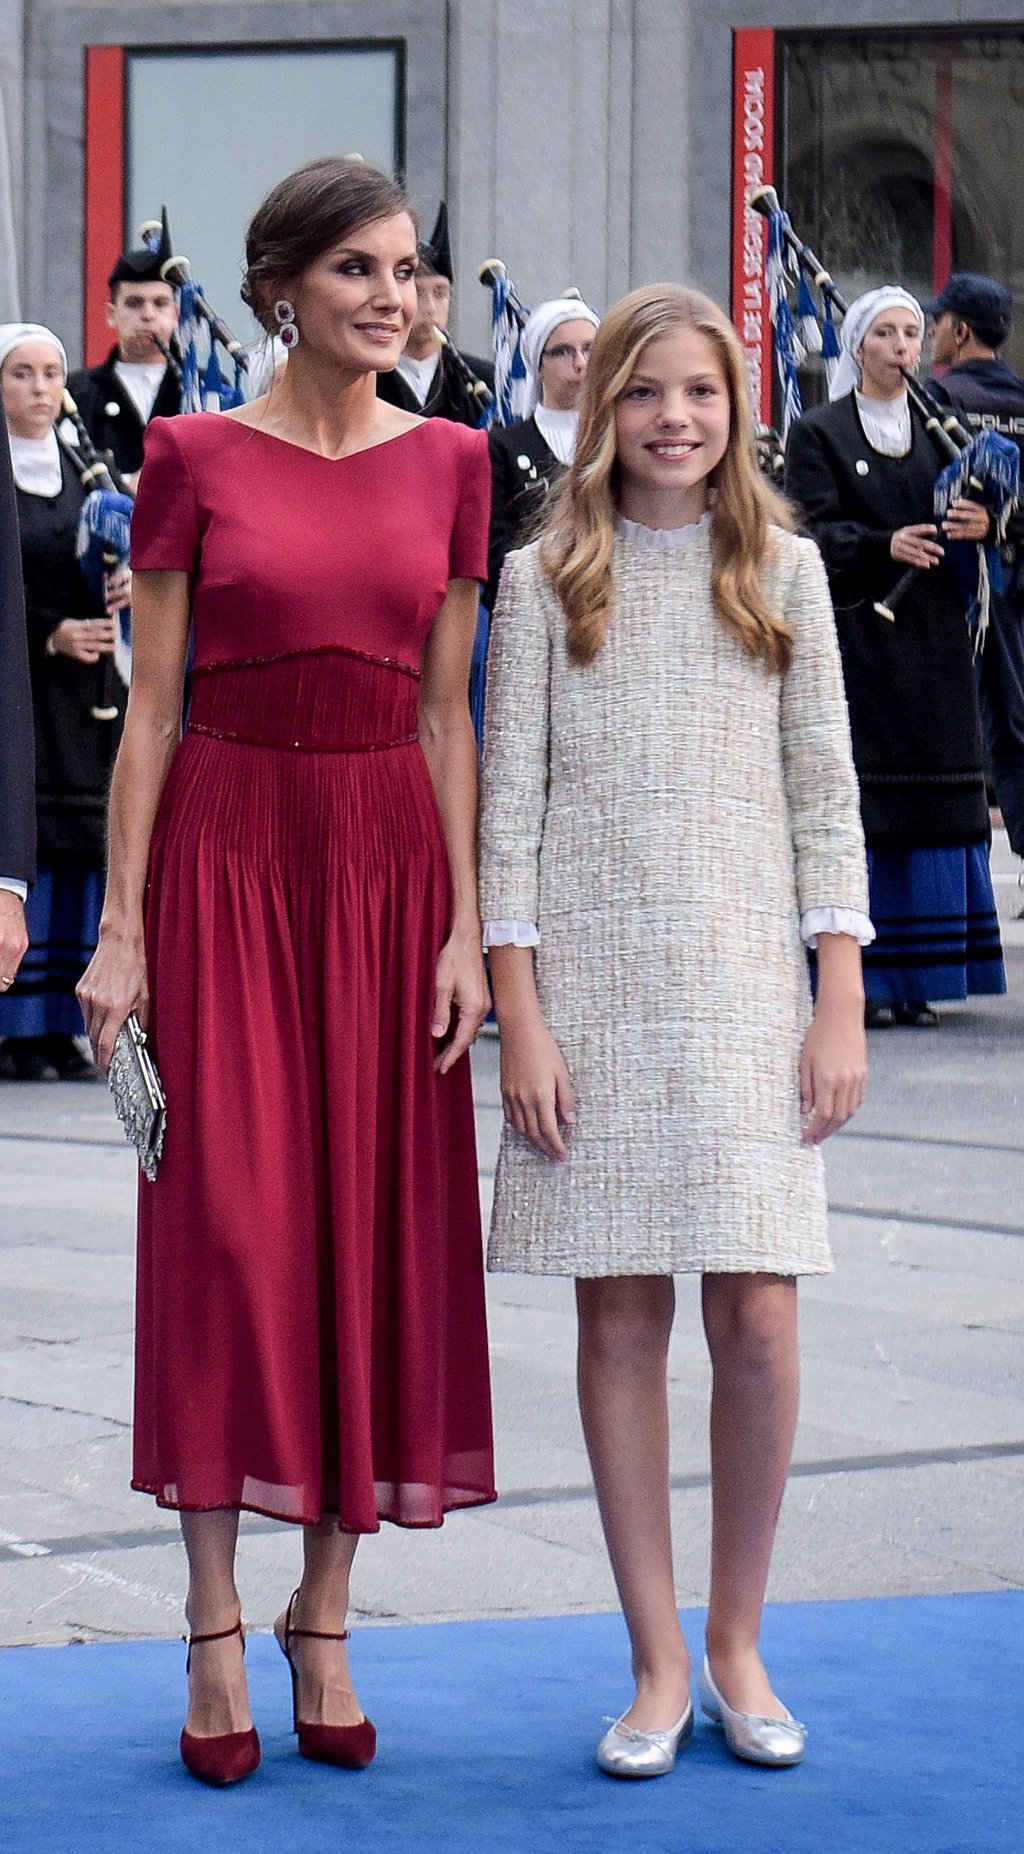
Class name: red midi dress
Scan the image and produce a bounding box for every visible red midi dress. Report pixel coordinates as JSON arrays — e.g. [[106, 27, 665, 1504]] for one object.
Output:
[[129, 413, 496, 1531]]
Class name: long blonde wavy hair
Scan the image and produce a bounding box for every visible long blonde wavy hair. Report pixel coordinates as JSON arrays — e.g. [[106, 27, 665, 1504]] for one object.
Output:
[[540, 284, 796, 671]]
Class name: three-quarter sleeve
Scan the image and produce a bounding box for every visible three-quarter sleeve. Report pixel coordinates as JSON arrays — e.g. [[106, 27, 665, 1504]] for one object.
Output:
[[478, 545, 552, 923], [779, 536, 870, 917], [448, 428, 491, 582], [130, 417, 201, 572]]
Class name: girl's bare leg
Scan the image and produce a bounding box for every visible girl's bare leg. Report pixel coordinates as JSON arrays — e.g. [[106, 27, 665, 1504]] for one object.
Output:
[[181, 1508, 252, 1736], [702, 1272, 799, 1718], [576, 1275, 691, 1732], [274, 1523, 364, 1726]]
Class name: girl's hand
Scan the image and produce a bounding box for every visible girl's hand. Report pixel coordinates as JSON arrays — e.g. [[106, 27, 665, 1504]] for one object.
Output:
[[49, 617, 116, 662], [942, 496, 990, 544], [799, 1001, 866, 1145], [890, 524, 944, 570], [432, 923, 490, 1074], [77, 927, 149, 1073], [500, 1014, 576, 1161]]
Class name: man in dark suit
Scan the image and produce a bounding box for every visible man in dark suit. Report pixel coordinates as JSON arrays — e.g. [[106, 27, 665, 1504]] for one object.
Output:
[[0, 405, 34, 992], [376, 204, 493, 426], [927, 274, 1024, 859], [67, 239, 182, 484]]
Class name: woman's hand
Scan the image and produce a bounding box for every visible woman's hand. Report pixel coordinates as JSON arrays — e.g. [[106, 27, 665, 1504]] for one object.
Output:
[[105, 566, 133, 615], [500, 1012, 576, 1161], [49, 617, 116, 662], [431, 921, 490, 1075], [890, 524, 944, 570], [76, 925, 149, 1074], [799, 999, 866, 1144], [0, 891, 29, 988], [942, 496, 990, 544]]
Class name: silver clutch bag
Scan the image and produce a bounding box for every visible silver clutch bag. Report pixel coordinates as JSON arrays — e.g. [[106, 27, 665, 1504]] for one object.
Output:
[[108, 1012, 167, 1182]]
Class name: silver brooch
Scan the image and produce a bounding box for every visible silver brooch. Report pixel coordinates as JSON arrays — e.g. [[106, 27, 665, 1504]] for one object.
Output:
[[855, 459, 869, 476]]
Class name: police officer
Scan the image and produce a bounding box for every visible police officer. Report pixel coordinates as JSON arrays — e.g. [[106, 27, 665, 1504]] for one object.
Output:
[[926, 274, 1024, 859]]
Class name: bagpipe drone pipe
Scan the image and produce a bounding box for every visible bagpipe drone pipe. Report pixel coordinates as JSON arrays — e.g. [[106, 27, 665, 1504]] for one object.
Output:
[[57, 392, 134, 698], [750, 185, 1019, 640], [138, 210, 249, 412]]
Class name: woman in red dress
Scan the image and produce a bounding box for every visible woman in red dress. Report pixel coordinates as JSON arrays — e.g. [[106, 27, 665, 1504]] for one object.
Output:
[[78, 158, 495, 1785]]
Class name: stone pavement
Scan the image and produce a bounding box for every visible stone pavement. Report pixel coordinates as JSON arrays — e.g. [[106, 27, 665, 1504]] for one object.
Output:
[[0, 835, 1021, 1649]]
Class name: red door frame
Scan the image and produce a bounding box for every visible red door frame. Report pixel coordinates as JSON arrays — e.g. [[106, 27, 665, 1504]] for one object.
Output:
[[731, 28, 776, 426], [83, 45, 126, 366]]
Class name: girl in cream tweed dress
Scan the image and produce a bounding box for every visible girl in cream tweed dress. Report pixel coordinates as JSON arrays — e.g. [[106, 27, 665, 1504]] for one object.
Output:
[[480, 287, 870, 1776]]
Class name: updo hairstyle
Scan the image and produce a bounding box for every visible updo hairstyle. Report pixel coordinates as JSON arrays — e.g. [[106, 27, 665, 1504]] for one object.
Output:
[[241, 156, 416, 332]]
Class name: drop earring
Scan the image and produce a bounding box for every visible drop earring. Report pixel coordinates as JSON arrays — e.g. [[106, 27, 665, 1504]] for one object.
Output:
[[274, 300, 299, 349]]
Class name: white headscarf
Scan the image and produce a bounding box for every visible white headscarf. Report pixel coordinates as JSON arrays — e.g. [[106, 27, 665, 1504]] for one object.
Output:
[[828, 288, 924, 402], [0, 322, 68, 379], [520, 296, 600, 416], [0, 323, 69, 496]]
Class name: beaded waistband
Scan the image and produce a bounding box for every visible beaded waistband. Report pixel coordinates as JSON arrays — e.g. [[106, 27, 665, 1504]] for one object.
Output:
[[187, 645, 420, 755]]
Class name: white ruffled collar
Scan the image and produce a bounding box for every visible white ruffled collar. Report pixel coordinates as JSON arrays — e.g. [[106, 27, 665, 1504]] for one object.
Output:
[[614, 510, 712, 551]]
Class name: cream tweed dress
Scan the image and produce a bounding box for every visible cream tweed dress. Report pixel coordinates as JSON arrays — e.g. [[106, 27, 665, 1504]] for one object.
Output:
[[479, 519, 869, 1277]]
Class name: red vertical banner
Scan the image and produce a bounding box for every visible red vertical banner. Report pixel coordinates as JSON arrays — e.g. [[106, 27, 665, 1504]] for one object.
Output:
[[731, 29, 776, 425], [83, 45, 126, 365], [932, 41, 953, 295]]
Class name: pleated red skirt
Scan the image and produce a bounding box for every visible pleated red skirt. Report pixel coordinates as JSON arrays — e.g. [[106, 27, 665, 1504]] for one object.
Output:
[[132, 649, 495, 1530]]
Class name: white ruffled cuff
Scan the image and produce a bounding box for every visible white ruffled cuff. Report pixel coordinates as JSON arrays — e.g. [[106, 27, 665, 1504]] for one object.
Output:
[[482, 919, 540, 949], [482, 911, 873, 952], [801, 907, 875, 949]]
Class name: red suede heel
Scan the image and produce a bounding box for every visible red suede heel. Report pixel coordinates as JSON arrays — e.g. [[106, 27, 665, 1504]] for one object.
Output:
[[277, 1589, 377, 1768], [179, 1619, 261, 1786]]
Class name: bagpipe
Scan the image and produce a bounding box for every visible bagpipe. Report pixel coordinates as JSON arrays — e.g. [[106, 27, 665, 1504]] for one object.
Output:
[[433, 327, 494, 417], [477, 260, 531, 427], [750, 185, 1019, 637], [139, 210, 249, 412], [57, 390, 134, 694], [477, 260, 593, 430]]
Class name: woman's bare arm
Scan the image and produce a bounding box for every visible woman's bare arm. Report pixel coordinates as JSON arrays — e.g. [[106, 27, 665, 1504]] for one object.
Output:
[[418, 576, 490, 1073], [77, 570, 191, 1068]]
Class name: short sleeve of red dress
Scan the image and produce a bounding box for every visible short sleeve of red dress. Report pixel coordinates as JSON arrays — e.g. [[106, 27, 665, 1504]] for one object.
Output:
[[448, 427, 492, 582], [130, 418, 201, 573]]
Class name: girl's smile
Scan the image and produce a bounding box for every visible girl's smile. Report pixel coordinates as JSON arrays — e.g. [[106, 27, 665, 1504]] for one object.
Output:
[[614, 329, 731, 526]]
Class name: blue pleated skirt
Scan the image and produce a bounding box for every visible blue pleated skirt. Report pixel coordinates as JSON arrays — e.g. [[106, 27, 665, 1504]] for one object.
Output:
[[0, 859, 102, 1038], [861, 843, 1006, 1004]]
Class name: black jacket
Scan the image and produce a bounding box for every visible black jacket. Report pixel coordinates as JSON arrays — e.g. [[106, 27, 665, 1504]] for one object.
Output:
[[376, 345, 493, 428], [66, 347, 182, 479], [16, 457, 124, 860], [0, 412, 35, 884], [487, 416, 564, 610], [785, 393, 989, 847], [931, 356, 1024, 595]]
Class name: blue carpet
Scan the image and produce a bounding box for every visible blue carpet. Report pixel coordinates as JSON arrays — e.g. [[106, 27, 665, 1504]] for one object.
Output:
[[2, 1595, 1021, 1854]]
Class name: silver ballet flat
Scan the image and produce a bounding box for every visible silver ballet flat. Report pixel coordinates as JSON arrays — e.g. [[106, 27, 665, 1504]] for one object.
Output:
[[596, 1701, 694, 1778], [699, 1657, 806, 1766]]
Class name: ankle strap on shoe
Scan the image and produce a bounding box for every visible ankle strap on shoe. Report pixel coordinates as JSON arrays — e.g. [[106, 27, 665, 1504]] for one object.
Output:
[[184, 1620, 245, 1648], [284, 1589, 351, 1646], [183, 1618, 246, 1670]]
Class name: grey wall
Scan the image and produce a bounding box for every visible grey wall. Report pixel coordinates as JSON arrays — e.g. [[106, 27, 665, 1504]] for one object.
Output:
[[21, 0, 448, 366], [10, 0, 1024, 361]]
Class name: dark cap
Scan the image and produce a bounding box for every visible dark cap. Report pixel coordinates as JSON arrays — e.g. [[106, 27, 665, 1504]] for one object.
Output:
[[108, 211, 174, 291], [418, 203, 453, 283], [922, 273, 1013, 342]]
